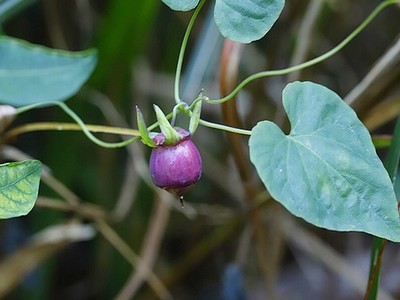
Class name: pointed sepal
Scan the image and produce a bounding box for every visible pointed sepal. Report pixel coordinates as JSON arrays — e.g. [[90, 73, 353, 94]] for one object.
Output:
[[136, 106, 156, 147], [153, 104, 183, 145], [189, 100, 202, 135]]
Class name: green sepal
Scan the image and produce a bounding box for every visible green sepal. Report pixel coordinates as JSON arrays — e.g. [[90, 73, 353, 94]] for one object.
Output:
[[136, 106, 156, 147], [153, 104, 183, 145], [189, 100, 202, 135]]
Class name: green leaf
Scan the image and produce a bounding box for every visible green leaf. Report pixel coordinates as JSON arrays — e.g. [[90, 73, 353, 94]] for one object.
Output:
[[0, 36, 97, 106], [161, 0, 199, 11], [0, 160, 42, 218], [249, 81, 400, 242], [214, 0, 285, 43]]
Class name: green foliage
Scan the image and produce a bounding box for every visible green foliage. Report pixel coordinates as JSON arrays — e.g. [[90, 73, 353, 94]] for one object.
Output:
[[249, 81, 400, 241], [163, 0, 285, 43], [0, 160, 42, 218], [0, 36, 97, 106], [214, 0, 285, 43], [0, 0, 398, 298]]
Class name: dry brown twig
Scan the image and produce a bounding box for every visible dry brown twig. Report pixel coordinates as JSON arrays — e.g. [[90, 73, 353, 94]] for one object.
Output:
[[282, 218, 395, 300]]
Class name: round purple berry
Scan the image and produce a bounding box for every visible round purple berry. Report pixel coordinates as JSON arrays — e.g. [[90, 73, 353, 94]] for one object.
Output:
[[149, 129, 202, 196]]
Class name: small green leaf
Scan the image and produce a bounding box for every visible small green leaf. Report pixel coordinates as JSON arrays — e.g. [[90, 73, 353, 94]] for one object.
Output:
[[136, 106, 156, 147], [0, 36, 97, 106], [0, 160, 42, 218], [214, 0, 285, 43], [153, 104, 183, 145], [249, 81, 400, 242], [161, 0, 199, 11]]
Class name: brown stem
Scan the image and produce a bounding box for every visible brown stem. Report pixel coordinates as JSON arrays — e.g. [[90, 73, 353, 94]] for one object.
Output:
[[363, 240, 388, 300], [157, 214, 244, 293], [219, 39, 281, 299], [220, 40, 252, 182], [115, 193, 171, 300], [95, 219, 173, 300]]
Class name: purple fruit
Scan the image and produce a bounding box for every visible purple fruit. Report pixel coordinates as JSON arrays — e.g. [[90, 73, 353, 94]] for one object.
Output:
[[149, 129, 202, 196]]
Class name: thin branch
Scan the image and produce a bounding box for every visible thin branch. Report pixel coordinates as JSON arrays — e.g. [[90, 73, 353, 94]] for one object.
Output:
[[282, 219, 394, 300], [345, 36, 400, 108], [36, 196, 112, 221], [115, 193, 171, 300], [288, 0, 325, 82], [95, 219, 173, 300]]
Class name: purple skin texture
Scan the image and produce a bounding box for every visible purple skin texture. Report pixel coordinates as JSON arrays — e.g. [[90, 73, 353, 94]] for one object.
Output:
[[149, 129, 202, 196]]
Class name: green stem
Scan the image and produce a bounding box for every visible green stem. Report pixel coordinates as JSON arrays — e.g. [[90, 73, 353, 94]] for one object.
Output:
[[15, 101, 180, 148], [16, 102, 140, 148], [199, 119, 251, 136], [3, 122, 139, 142], [174, 0, 207, 104], [364, 117, 400, 300], [207, 0, 399, 104]]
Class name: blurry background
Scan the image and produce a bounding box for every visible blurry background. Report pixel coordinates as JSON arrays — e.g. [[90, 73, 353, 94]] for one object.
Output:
[[0, 0, 400, 299]]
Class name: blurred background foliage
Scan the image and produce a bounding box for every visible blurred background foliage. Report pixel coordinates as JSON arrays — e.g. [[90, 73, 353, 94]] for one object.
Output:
[[0, 0, 400, 299]]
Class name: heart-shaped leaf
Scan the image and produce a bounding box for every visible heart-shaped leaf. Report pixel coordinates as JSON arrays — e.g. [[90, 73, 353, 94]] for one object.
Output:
[[0, 160, 42, 218], [0, 36, 97, 106], [214, 0, 285, 43], [161, 0, 199, 11], [249, 81, 400, 241]]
